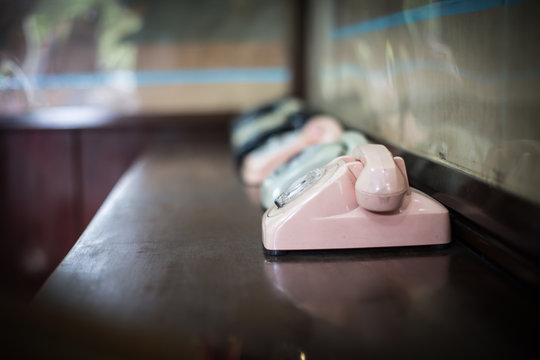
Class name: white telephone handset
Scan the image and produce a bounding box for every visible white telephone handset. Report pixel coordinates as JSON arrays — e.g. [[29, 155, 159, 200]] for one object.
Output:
[[353, 144, 410, 212]]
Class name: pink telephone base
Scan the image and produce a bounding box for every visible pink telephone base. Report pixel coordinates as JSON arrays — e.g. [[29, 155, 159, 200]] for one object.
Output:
[[262, 188, 451, 253]]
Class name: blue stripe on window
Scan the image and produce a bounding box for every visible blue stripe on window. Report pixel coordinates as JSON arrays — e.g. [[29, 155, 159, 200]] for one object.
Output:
[[332, 0, 531, 39]]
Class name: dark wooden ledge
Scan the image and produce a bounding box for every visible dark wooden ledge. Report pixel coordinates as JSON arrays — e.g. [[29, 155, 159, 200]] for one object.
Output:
[[6, 138, 534, 358]]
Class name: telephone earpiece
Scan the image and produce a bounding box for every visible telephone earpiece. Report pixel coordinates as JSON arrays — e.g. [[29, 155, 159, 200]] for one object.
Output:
[[352, 144, 409, 212]]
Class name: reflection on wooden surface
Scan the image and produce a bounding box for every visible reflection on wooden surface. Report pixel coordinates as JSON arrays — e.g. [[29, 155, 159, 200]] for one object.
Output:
[[24, 141, 540, 358], [265, 255, 449, 339]]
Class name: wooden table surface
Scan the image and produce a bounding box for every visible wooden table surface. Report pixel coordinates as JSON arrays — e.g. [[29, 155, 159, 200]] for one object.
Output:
[[22, 136, 539, 358]]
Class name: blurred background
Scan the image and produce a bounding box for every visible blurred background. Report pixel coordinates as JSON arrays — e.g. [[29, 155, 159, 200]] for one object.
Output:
[[0, 0, 291, 113], [0, 0, 293, 297]]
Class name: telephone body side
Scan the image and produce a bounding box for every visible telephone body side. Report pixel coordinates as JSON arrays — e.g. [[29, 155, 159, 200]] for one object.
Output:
[[262, 145, 451, 251]]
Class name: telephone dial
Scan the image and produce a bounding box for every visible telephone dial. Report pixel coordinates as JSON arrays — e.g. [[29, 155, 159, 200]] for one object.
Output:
[[262, 144, 450, 252], [260, 131, 369, 210]]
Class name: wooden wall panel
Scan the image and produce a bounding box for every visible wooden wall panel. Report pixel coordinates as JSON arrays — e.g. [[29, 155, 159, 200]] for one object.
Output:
[[0, 131, 79, 297], [0, 129, 152, 297], [0, 114, 231, 297]]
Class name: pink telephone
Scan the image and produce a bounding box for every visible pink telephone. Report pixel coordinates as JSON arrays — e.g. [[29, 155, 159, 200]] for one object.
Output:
[[262, 144, 451, 252], [241, 115, 343, 186]]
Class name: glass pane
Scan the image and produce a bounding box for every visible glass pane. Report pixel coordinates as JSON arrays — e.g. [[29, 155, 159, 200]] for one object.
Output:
[[0, 0, 291, 114]]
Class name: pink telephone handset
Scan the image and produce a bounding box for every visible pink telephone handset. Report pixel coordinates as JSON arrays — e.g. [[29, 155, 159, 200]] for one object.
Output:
[[262, 144, 451, 252], [241, 116, 343, 186], [353, 144, 409, 212]]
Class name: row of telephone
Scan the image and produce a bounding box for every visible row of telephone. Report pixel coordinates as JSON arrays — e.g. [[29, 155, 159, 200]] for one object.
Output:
[[230, 98, 450, 253]]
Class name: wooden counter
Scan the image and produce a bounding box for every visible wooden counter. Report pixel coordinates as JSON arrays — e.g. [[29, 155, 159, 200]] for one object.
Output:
[[16, 137, 538, 358]]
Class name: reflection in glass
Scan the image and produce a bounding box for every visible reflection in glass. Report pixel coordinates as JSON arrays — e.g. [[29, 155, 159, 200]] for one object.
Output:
[[0, 0, 290, 114]]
